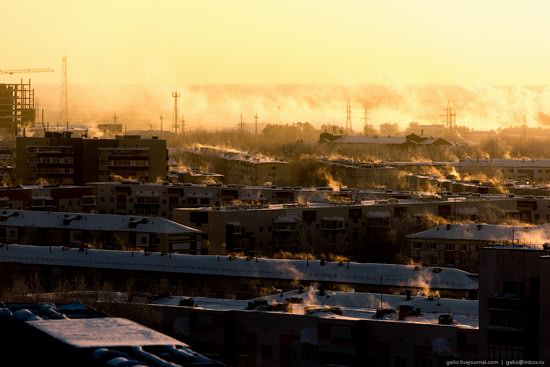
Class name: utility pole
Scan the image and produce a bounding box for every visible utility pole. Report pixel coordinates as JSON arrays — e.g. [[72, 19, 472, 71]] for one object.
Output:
[[181, 115, 185, 137], [254, 111, 258, 136], [345, 99, 352, 134], [172, 92, 180, 134], [441, 101, 456, 132], [113, 112, 118, 125], [58, 56, 69, 124], [239, 113, 245, 135], [363, 106, 370, 135], [160, 113, 164, 133]]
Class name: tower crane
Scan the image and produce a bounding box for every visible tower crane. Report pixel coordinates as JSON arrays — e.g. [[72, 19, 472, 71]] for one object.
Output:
[[0, 68, 54, 75]]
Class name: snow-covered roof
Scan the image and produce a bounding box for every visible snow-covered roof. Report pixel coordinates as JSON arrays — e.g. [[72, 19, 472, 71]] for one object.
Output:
[[407, 223, 550, 245], [458, 158, 550, 167], [0, 210, 200, 235], [0, 245, 478, 290], [273, 215, 300, 224], [331, 136, 409, 145], [258, 289, 478, 328], [418, 137, 450, 145], [150, 290, 478, 328], [28, 317, 182, 348]]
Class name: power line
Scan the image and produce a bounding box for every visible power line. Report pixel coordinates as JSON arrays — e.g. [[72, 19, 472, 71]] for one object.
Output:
[[172, 92, 180, 134], [345, 99, 352, 134]]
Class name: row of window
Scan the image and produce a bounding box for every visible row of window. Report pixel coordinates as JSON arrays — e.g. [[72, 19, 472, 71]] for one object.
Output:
[[413, 242, 472, 252]]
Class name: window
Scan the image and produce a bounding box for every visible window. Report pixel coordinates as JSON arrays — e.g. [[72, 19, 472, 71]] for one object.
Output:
[[488, 344, 524, 359], [321, 217, 344, 230], [235, 342, 248, 357], [503, 281, 523, 296], [261, 345, 272, 360], [189, 211, 208, 226], [445, 243, 454, 251], [302, 345, 319, 362], [490, 310, 522, 329], [394, 356, 407, 367], [282, 346, 296, 362]]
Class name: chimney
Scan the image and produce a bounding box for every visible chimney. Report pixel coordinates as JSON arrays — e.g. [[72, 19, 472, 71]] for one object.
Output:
[[405, 289, 412, 301], [438, 314, 454, 325], [477, 224, 482, 231]]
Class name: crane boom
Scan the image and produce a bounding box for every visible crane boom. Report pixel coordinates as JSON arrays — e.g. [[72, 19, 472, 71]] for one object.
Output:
[[0, 68, 54, 75]]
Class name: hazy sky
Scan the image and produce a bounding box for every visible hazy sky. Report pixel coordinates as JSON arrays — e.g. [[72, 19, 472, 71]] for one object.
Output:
[[3, 0, 550, 86]]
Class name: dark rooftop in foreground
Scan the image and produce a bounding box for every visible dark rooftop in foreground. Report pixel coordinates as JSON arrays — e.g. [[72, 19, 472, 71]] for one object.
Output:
[[0, 301, 224, 366]]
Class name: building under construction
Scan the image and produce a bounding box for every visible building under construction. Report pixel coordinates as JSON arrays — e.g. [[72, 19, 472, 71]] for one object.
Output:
[[0, 79, 35, 134]]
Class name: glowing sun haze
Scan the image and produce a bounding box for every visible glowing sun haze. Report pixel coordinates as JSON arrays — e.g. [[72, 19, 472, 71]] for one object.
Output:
[[4, 0, 550, 85], [3, 1, 550, 130]]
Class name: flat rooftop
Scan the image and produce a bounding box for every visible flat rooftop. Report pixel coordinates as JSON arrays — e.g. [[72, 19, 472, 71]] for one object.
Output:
[[0, 244, 478, 291]]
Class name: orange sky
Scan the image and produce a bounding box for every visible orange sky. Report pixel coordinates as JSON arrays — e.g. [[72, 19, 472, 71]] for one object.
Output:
[[3, 0, 550, 86]]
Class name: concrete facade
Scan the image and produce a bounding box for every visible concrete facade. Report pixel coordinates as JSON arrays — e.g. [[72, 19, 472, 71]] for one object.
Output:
[[16, 132, 167, 185]]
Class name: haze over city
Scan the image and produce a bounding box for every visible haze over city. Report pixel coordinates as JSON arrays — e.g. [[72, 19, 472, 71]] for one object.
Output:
[[4, 1, 550, 129], [2, 1, 550, 365]]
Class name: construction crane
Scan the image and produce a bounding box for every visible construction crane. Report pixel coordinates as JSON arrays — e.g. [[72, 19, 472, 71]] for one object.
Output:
[[0, 68, 54, 75]]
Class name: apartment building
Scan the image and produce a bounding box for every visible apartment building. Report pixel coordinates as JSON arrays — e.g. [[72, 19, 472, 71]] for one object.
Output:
[[408, 223, 550, 272], [0, 210, 201, 253], [16, 132, 167, 185], [173, 197, 518, 259], [183, 145, 291, 186], [479, 246, 550, 361]]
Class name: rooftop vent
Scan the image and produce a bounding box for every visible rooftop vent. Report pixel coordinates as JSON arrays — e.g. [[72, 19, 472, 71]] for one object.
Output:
[[477, 224, 482, 230], [438, 314, 454, 325], [446, 224, 451, 230], [128, 217, 148, 228], [63, 214, 82, 225]]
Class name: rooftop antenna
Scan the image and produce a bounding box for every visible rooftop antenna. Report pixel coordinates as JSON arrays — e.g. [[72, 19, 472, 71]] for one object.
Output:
[[160, 113, 164, 133], [58, 56, 69, 124], [254, 111, 258, 136], [345, 99, 352, 134], [172, 92, 180, 134]]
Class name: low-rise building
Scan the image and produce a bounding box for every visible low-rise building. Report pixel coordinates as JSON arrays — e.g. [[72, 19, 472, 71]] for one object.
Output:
[[173, 197, 518, 259], [457, 158, 550, 182], [0, 244, 479, 299], [0, 210, 201, 253], [0, 302, 222, 366], [183, 145, 291, 186], [109, 290, 480, 365], [0, 185, 95, 212], [408, 223, 550, 272]]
